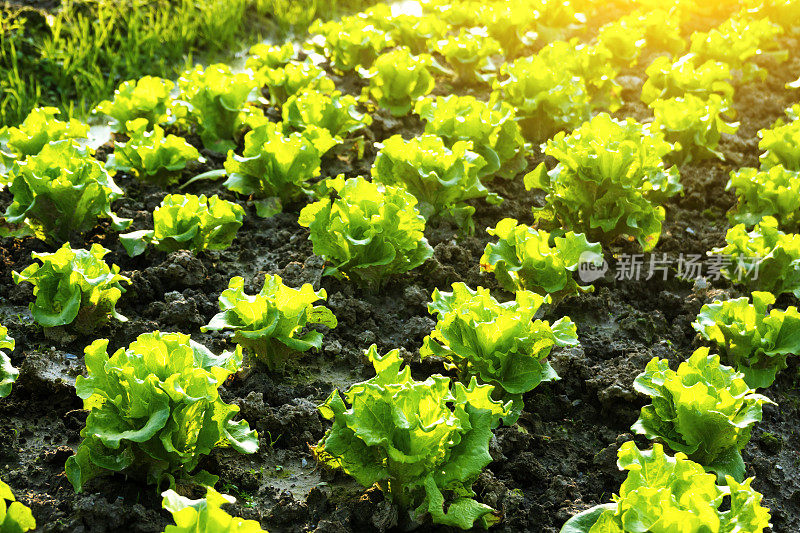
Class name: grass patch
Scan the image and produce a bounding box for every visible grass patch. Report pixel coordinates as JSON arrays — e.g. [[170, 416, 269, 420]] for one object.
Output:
[[0, 0, 379, 126]]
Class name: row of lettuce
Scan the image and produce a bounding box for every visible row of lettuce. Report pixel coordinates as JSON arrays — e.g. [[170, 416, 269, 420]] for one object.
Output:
[[0, 0, 799, 530]]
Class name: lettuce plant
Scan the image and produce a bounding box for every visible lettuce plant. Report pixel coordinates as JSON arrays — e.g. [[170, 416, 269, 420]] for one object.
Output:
[[641, 54, 734, 110], [430, 28, 502, 84], [282, 90, 371, 141], [245, 42, 294, 71], [421, 283, 578, 424], [222, 123, 324, 216], [480, 218, 604, 302], [176, 64, 258, 152], [693, 292, 800, 389], [203, 275, 337, 371], [727, 165, 800, 229], [758, 118, 800, 171], [106, 119, 202, 186], [93, 76, 175, 133], [162, 487, 267, 533], [298, 176, 433, 288], [0, 325, 18, 398], [491, 54, 591, 142], [260, 61, 336, 105], [483, 0, 538, 58], [650, 93, 739, 165], [524, 113, 682, 251], [361, 47, 435, 116], [13, 243, 129, 333], [535, 39, 621, 113], [0, 107, 89, 161], [690, 17, 786, 82], [414, 95, 526, 180], [560, 441, 771, 533], [632, 348, 772, 481], [0, 478, 35, 532], [710, 217, 800, 297], [314, 345, 509, 530], [120, 193, 244, 257], [309, 16, 393, 71], [4, 141, 130, 242], [363, 6, 448, 54], [66, 332, 258, 492], [372, 134, 498, 232], [595, 18, 647, 68]]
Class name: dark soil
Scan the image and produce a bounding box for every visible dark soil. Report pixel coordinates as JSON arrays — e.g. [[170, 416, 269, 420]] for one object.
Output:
[[0, 14, 798, 533]]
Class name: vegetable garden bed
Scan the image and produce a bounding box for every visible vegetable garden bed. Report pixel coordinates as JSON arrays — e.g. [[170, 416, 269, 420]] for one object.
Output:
[[0, 0, 799, 531]]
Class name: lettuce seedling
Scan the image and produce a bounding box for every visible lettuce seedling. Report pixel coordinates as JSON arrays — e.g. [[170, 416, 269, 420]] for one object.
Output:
[[414, 95, 526, 180], [361, 47, 435, 116], [632, 348, 773, 481], [0, 478, 36, 532], [525, 113, 682, 251], [309, 16, 393, 71], [491, 54, 591, 142], [66, 332, 258, 492], [314, 345, 509, 529], [421, 283, 578, 424], [641, 54, 734, 110], [727, 165, 800, 229], [203, 275, 337, 371], [106, 119, 202, 186], [693, 292, 800, 388], [758, 118, 800, 171], [560, 441, 771, 533], [651, 93, 739, 165], [162, 487, 267, 533], [282, 90, 372, 141], [0, 107, 89, 161], [4, 141, 130, 242], [93, 76, 175, 133], [431, 27, 501, 84], [710, 216, 800, 297], [690, 17, 786, 82], [298, 176, 433, 288], [176, 64, 258, 152], [121, 193, 244, 257], [481, 218, 604, 302], [13, 243, 130, 333], [260, 61, 336, 106], [372, 134, 499, 233], [246, 42, 294, 72], [0, 325, 18, 398], [222, 123, 325, 216]]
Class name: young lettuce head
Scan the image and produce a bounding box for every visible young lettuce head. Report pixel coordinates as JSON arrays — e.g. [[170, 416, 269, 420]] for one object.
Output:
[[66, 331, 258, 492], [421, 283, 579, 424], [560, 441, 771, 533], [314, 345, 509, 529], [203, 275, 337, 371], [13, 243, 130, 333]]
